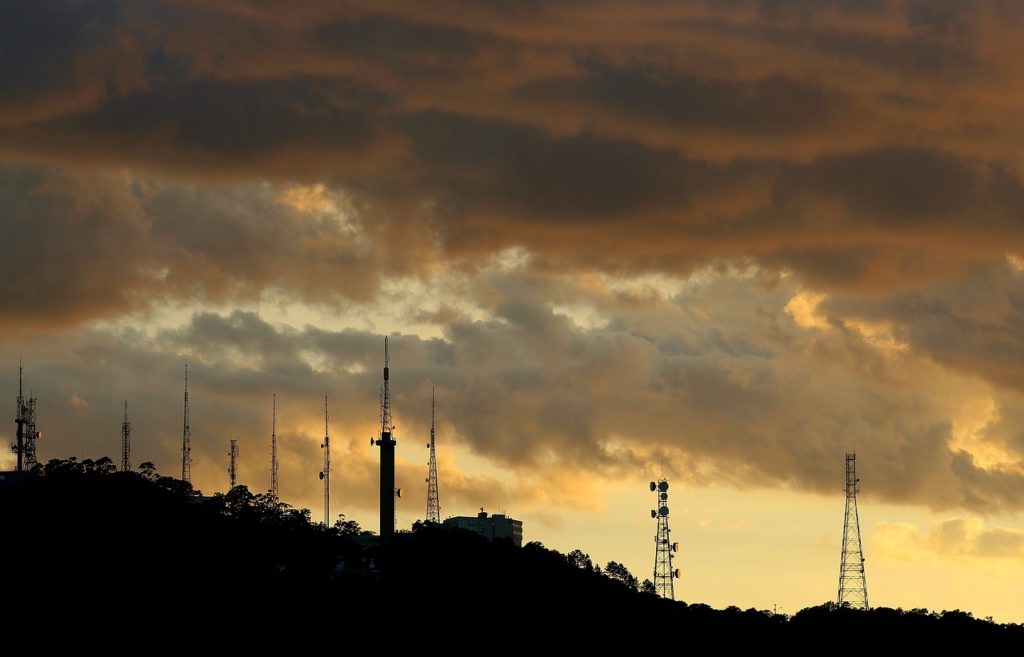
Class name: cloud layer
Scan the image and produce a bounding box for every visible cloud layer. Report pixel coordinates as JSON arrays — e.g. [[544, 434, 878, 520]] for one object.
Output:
[[1, 1, 1024, 521]]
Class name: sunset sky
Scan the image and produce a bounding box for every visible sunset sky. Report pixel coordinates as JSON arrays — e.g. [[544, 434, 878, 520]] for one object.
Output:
[[3, 1, 1024, 620]]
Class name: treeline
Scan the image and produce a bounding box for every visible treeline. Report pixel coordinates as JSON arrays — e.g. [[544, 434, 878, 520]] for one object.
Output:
[[0, 458, 1021, 646]]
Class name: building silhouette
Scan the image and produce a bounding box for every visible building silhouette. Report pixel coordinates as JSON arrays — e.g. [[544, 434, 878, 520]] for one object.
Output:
[[443, 509, 523, 547]]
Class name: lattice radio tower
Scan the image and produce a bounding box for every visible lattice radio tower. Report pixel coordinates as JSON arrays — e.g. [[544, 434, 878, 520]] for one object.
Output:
[[372, 336, 397, 538], [838, 452, 869, 609], [425, 387, 440, 523], [228, 438, 238, 489], [12, 362, 40, 471], [121, 400, 131, 472], [12, 362, 27, 471], [319, 394, 331, 526], [650, 478, 680, 600], [270, 393, 279, 500], [181, 363, 191, 483]]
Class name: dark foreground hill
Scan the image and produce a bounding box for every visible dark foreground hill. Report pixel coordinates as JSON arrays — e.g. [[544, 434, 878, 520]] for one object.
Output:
[[1, 458, 1021, 648]]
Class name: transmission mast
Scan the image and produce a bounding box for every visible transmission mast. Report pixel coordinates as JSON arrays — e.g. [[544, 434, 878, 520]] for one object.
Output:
[[838, 453, 869, 609], [650, 478, 680, 600], [372, 336, 397, 538], [12, 362, 26, 471], [121, 400, 131, 472], [181, 363, 191, 483], [270, 393, 279, 500], [11, 361, 40, 471], [425, 387, 440, 523], [228, 438, 239, 489], [319, 395, 331, 526]]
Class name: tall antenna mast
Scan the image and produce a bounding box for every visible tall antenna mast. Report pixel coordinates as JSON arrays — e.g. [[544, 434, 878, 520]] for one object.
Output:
[[12, 360, 40, 471], [650, 478, 680, 600], [373, 336, 397, 538], [320, 394, 331, 526], [425, 387, 440, 523], [838, 453, 869, 609], [12, 360, 26, 472], [228, 438, 238, 489], [121, 400, 131, 472], [270, 393, 279, 500], [181, 363, 191, 483]]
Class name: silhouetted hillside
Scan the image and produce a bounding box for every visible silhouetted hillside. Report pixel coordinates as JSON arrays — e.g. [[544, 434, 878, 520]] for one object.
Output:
[[1, 458, 1020, 647]]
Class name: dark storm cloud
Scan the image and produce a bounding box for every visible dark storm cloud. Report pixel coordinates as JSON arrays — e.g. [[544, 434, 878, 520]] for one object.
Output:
[[821, 262, 1024, 392], [0, 1, 121, 112], [1, 0, 1021, 290], [519, 61, 853, 136], [0, 165, 423, 328]]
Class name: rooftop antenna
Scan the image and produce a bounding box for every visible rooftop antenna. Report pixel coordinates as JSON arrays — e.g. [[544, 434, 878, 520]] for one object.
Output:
[[121, 400, 131, 472], [270, 393, 279, 500], [650, 478, 680, 600], [319, 394, 331, 526], [228, 437, 238, 489], [425, 387, 440, 523], [837, 452, 869, 609], [181, 363, 191, 483], [372, 336, 397, 538]]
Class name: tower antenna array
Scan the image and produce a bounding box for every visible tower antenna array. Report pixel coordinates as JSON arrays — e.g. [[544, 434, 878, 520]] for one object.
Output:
[[270, 394, 279, 500], [650, 478, 680, 600], [425, 387, 440, 523], [121, 400, 131, 472], [372, 336, 397, 538], [837, 453, 869, 609], [181, 363, 191, 483], [319, 395, 331, 526]]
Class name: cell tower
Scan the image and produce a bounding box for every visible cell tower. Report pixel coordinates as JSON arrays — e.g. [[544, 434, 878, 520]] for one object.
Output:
[[650, 478, 680, 600], [270, 393, 279, 500], [228, 438, 239, 489], [425, 387, 440, 523], [838, 452, 869, 609], [12, 362, 26, 471], [120, 400, 131, 472], [372, 336, 397, 538], [181, 363, 191, 483], [11, 362, 40, 471], [319, 395, 331, 526]]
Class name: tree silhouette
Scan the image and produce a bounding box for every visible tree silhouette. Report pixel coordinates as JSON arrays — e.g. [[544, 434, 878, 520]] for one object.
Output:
[[605, 560, 639, 590]]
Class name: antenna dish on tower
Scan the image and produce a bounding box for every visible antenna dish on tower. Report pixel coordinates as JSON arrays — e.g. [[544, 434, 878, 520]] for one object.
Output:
[[649, 481, 656, 491]]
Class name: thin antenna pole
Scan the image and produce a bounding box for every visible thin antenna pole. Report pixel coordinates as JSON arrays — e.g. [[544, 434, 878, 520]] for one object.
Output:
[[228, 438, 238, 489], [320, 394, 331, 526], [121, 400, 131, 472], [182, 363, 191, 483], [270, 393, 279, 500]]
